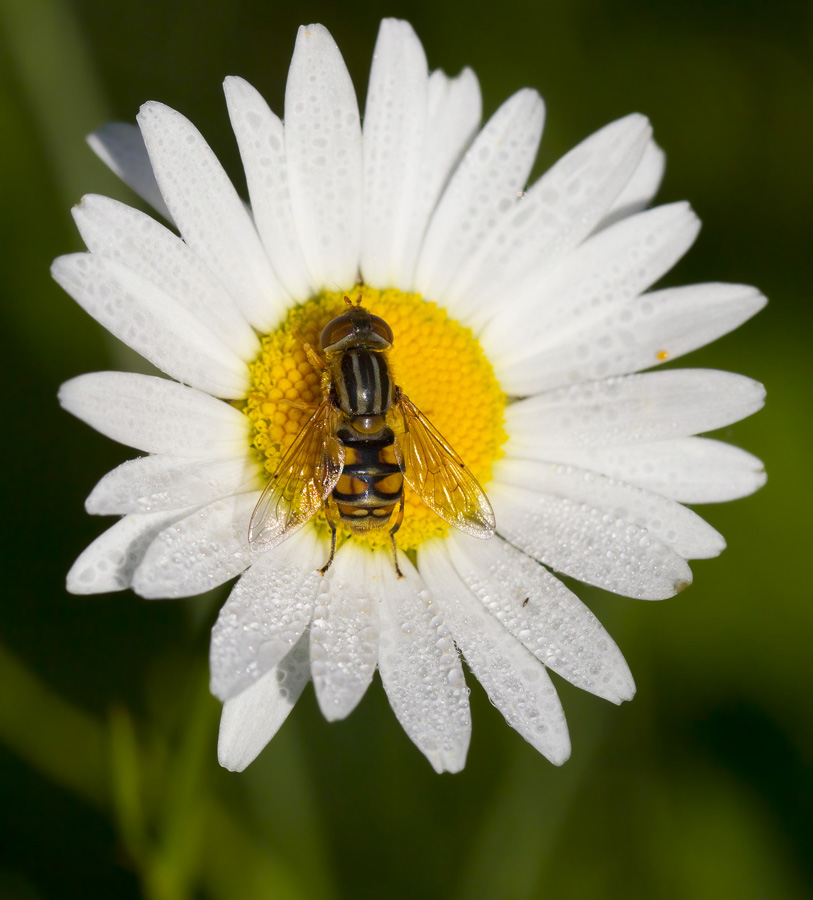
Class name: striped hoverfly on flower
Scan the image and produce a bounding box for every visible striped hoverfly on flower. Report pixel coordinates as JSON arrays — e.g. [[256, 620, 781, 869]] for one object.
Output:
[[248, 297, 496, 575]]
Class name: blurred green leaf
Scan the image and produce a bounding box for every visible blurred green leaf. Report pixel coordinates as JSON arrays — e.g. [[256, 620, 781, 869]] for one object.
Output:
[[647, 769, 808, 900], [0, 643, 107, 809]]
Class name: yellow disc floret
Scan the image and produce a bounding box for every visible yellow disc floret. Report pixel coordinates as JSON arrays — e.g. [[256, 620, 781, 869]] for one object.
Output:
[[243, 287, 507, 552]]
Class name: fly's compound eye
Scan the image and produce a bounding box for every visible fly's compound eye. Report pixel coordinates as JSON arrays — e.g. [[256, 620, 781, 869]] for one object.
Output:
[[320, 315, 354, 350], [369, 315, 394, 345]]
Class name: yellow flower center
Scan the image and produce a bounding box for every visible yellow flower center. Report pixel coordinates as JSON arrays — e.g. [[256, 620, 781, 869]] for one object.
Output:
[[244, 287, 507, 552]]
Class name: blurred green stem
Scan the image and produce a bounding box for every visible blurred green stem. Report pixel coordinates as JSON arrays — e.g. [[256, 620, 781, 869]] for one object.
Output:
[[0, 0, 119, 207], [0, 0, 156, 371], [109, 705, 150, 867], [144, 670, 219, 900], [456, 702, 613, 900]]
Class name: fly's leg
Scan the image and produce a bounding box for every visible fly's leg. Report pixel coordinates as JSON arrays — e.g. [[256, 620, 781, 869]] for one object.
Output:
[[303, 342, 325, 371], [291, 325, 326, 373], [319, 499, 338, 575], [277, 397, 320, 411], [388, 492, 405, 579], [294, 332, 332, 397]]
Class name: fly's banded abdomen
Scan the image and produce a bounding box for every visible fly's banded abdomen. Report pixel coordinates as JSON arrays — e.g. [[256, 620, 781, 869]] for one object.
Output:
[[332, 422, 403, 530]]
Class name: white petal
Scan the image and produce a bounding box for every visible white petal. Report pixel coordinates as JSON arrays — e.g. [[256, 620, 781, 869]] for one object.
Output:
[[72, 194, 259, 361], [398, 66, 482, 290], [361, 19, 428, 287], [415, 88, 545, 310], [538, 437, 767, 504], [420, 540, 571, 763], [284, 24, 363, 290], [311, 543, 380, 721], [86, 455, 260, 515], [597, 139, 666, 230], [502, 282, 767, 394], [66, 509, 194, 594], [377, 554, 471, 773], [456, 114, 652, 325], [490, 482, 692, 600], [87, 122, 172, 221], [224, 76, 315, 299], [52, 253, 249, 398], [59, 372, 249, 457], [137, 101, 288, 331], [440, 533, 635, 703], [217, 631, 311, 772], [132, 492, 262, 599], [495, 457, 725, 559], [483, 203, 701, 372], [505, 370, 766, 448], [210, 529, 325, 700]]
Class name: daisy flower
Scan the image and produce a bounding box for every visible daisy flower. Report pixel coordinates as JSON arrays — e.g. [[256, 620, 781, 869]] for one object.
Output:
[[54, 19, 766, 773]]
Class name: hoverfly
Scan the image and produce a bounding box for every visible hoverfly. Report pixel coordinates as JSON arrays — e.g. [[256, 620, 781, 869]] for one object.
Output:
[[248, 298, 496, 575]]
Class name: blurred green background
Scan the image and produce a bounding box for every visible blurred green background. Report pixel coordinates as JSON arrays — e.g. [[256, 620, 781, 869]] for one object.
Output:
[[1, 0, 810, 897]]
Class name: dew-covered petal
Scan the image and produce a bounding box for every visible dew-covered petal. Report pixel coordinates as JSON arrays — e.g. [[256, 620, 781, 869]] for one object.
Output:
[[132, 492, 262, 598], [86, 455, 260, 515], [224, 76, 315, 300], [490, 482, 692, 600], [137, 101, 287, 331], [483, 203, 700, 368], [87, 122, 172, 221], [66, 509, 194, 595], [420, 540, 571, 763], [505, 370, 766, 449], [495, 457, 725, 559], [377, 554, 471, 773], [415, 88, 545, 310], [597, 139, 666, 231], [361, 19, 428, 288], [52, 253, 249, 398], [455, 114, 652, 324], [500, 282, 767, 394], [311, 543, 380, 721], [59, 372, 249, 457], [438, 532, 635, 703], [72, 194, 259, 361], [399, 66, 482, 290], [210, 529, 325, 701], [285, 24, 363, 290], [538, 437, 767, 504], [217, 631, 311, 772]]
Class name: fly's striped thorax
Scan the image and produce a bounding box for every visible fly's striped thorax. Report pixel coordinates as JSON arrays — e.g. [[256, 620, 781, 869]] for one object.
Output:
[[333, 348, 393, 416]]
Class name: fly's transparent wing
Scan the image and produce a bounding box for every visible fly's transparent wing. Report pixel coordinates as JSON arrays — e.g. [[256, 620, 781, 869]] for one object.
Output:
[[249, 399, 344, 552], [392, 393, 495, 538]]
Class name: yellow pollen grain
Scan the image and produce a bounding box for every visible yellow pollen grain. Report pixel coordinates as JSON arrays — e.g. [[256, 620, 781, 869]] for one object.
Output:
[[243, 286, 507, 552]]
